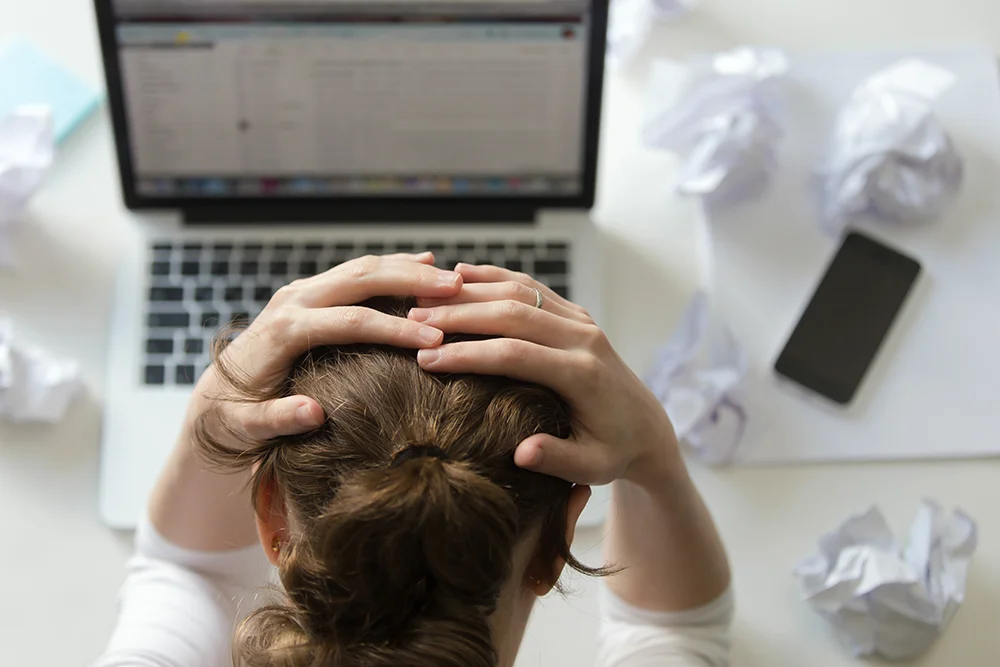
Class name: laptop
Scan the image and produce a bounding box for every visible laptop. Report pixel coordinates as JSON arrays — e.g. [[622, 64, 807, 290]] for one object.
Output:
[[93, 0, 610, 528]]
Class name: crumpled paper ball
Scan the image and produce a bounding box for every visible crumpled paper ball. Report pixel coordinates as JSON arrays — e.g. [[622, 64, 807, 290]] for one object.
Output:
[[644, 292, 748, 465], [606, 0, 697, 66], [794, 500, 977, 661], [0, 106, 54, 265], [644, 48, 790, 207], [818, 60, 963, 233], [0, 318, 82, 424]]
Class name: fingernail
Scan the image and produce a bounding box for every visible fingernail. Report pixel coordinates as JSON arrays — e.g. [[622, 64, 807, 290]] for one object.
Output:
[[438, 271, 460, 287], [409, 308, 431, 323], [418, 348, 442, 366], [418, 326, 442, 344], [297, 403, 323, 428]]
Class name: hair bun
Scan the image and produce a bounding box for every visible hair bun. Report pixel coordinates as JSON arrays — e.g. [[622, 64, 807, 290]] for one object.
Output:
[[389, 444, 450, 468]]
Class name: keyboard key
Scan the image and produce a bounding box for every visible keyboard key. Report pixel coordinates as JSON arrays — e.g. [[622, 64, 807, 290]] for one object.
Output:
[[254, 286, 273, 302], [364, 242, 385, 254], [212, 242, 234, 252], [395, 241, 416, 252], [175, 365, 196, 385], [269, 260, 289, 275], [151, 261, 171, 276], [183, 243, 202, 252], [552, 285, 570, 299], [486, 242, 506, 251], [211, 261, 229, 276], [474, 258, 492, 267], [335, 242, 355, 252], [274, 242, 294, 253], [149, 287, 183, 302], [298, 260, 318, 276], [534, 260, 568, 276], [305, 242, 324, 252], [194, 286, 214, 302], [146, 339, 173, 354], [181, 261, 200, 277], [230, 312, 250, 326], [243, 243, 264, 253], [148, 312, 189, 328], [225, 286, 244, 302], [516, 242, 536, 252], [240, 261, 259, 276], [145, 365, 166, 385], [152, 243, 172, 252], [201, 312, 220, 328], [504, 259, 523, 273], [547, 242, 568, 252], [184, 339, 205, 355], [426, 241, 446, 252], [456, 242, 476, 252]]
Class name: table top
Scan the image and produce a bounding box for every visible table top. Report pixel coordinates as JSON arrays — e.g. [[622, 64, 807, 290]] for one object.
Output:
[[2, 2, 999, 666]]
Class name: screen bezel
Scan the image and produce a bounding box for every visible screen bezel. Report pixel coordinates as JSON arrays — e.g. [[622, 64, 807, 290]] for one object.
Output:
[[92, 0, 609, 221], [774, 231, 922, 405]]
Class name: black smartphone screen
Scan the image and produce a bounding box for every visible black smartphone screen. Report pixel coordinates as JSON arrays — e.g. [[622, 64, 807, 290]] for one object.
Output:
[[774, 232, 922, 405]]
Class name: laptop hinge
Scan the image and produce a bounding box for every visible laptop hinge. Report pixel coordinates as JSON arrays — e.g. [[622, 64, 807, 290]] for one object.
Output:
[[182, 202, 540, 225]]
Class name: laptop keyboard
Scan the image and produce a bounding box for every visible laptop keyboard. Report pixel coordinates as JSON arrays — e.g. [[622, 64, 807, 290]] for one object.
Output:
[[143, 239, 571, 387]]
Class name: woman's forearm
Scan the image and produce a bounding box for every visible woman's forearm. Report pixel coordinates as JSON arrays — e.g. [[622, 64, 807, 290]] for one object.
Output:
[[605, 447, 731, 612]]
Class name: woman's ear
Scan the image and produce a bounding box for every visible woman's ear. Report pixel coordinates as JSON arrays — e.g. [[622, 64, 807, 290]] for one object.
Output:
[[255, 473, 290, 566], [528, 485, 592, 596]]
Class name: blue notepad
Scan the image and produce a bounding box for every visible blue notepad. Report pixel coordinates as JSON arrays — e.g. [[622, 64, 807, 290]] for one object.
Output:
[[0, 40, 102, 144]]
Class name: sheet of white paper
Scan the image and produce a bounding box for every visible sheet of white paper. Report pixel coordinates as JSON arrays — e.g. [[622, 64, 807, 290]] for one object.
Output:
[[644, 292, 748, 464], [644, 48, 789, 207], [794, 500, 977, 660], [0, 106, 54, 264], [0, 318, 82, 424]]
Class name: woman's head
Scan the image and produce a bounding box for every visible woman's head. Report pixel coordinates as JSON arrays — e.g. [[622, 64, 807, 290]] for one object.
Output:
[[198, 297, 603, 667]]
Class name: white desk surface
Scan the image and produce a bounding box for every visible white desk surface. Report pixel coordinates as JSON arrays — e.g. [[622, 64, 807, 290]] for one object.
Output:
[[1, 2, 998, 666]]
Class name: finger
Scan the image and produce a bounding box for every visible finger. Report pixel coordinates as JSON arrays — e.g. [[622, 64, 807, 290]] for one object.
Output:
[[453, 263, 588, 315], [293, 256, 462, 307], [275, 306, 445, 351], [415, 282, 589, 322], [408, 300, 589, 349], [515, 434, 615, 486], [416, 338, 580, 395], [227, 396, 325, 442]]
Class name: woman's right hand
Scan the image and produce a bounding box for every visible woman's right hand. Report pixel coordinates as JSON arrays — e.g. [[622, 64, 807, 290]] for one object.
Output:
[[408, 264, 682, 488]]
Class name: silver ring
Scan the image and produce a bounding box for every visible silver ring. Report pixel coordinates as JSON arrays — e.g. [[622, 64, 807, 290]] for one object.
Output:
[[532, 287, 544, 309]]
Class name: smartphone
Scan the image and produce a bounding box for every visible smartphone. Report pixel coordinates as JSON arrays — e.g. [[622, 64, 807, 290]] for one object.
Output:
[[774, 231, 922, 406]]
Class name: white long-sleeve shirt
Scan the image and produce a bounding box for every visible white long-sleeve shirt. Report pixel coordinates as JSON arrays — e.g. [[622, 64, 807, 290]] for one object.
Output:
[[94, 518, 733, 667]]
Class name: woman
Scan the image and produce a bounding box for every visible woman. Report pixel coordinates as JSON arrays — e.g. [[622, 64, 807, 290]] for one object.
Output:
[[95, 253, 733, 667]]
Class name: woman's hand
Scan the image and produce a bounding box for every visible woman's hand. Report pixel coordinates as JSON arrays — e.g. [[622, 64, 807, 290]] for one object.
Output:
[[408, 264, 680, 488], [188, 253, 462, 444]]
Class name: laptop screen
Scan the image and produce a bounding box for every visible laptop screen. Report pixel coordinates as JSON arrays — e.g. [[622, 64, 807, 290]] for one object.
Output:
[[99, 0, 604, 207]]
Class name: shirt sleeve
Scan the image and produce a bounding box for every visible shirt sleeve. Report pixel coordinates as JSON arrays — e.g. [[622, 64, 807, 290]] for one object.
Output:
[[595, 586, 735, 667], [91, 517, 275, 667]]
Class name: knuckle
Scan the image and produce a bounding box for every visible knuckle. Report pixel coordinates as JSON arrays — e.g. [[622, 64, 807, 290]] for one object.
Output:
[[502, 281, 528, 301], [497, 339, 529, 365], [583, 324, 610, 351], [347, 255, 379, 280], [338, 306, 371, 329], [498, 298, 526, 319]]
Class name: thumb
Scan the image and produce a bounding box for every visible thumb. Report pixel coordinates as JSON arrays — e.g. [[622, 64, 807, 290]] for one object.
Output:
[[514, 434, 611, 485], [230, 396, 325, 442]]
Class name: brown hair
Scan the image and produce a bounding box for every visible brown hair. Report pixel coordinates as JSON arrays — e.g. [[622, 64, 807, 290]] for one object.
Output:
[[197, 297, 607, 667]]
